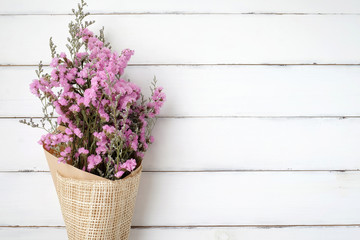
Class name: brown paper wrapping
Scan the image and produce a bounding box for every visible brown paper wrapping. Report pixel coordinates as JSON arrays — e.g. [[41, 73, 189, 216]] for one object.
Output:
[[44, 148, 142, 240]]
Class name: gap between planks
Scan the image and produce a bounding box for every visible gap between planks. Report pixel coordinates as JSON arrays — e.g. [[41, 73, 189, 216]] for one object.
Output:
[[1, 170, 359, 173], [2, 63, 360, 67], [2, 224, 360, 229], [1, 116, 359, 119], [1, 12, 360, 16]]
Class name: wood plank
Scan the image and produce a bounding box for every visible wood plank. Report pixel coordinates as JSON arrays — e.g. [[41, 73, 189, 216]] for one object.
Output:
[[1, 0, 360, 14], [2, 65, 360, 117], [1, 15, 360, 65], [0, 227, 67, 240], [1, 171, 360, 226], [1, 226, 360, 240], [3, 117, 360, 171]]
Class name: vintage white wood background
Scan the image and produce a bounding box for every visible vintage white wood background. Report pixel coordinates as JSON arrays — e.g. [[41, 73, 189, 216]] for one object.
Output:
[[1, 0, 360, 239]]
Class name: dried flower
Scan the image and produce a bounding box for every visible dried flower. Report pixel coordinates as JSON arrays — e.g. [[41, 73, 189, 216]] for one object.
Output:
[[21, 0, 165, 180]]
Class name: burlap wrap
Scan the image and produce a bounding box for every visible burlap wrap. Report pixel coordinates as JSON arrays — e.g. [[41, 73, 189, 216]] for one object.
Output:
[[44, 148, 142, 240]]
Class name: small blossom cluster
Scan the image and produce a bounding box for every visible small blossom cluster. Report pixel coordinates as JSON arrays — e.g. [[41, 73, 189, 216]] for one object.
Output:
[[29, 12, 165, 180]]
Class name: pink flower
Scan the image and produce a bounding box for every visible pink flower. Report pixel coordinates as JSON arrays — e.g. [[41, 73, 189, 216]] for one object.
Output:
[[60, 52, 67, 59], [78, 147, 89, 155], [96, 145, 107, 155], [83, 88, 97, 107], [87, 154, 102, 171], [121, 159, 137, 172], [76, 52, 88, 60], [32, 25, 165, 179], [60, 147, 71, 157], [76, 78, 85, 85], [65, 72, 75, 81], [102, 125, 115, 134], [51, 69, 59, 81], [137, 152, 145, 158], [65, 128, 72, 135], [74, 128, 83, 138], [99, 108, 109, 121], [30, 80, 40, 97], [80, 28, 94, 41], [50, 57, 59, 68], [58, 98, 68, 106], [122, 49, 134, 56], [131, 136, 138, 151], [79, 69, 88, 78], [93, 131, 106, 141], [115, 170, 124, 178], [147, 87, 166, 117], [69, 104, 80, 112]]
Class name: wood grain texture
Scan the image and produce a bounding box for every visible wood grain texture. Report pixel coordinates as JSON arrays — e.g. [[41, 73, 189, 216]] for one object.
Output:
[[2, 65, 360, 117], [1, 15, 360, 65], [2, 0, 360, 237], [1, 171, 360, 226], [1, 0, 360, 14], [3, 117, 360, 171], [1, 226, 360, 240], [0, 228, 67, 240]]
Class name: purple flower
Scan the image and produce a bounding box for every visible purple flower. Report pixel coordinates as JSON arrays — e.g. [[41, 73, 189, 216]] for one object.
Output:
[[60, 147, 71, 157], [58, 98, 68, 106], [121, 159, 137, 172], [60, 52, 67, 59], [102, 125, 115, 134], [76, 78, 85, 85], [69, 104, 80, 112], [65, 128, 72, 135], [31, 24, 165, 179], [83, 88, 96, 107], [115, 170, 124, 178], [50, 57, 59, 68], [74, 128, 83, 138], [87, 154, 102, 171], [78, 147, 89, 155], [29, 80, 40, 97]]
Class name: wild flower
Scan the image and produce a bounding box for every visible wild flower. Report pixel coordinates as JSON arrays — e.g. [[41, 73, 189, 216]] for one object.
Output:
[[20, 0, 165, 180]]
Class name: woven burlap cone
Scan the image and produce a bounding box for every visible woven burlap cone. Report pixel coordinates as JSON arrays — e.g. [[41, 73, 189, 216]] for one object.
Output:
[[44, 149, 142, 240]]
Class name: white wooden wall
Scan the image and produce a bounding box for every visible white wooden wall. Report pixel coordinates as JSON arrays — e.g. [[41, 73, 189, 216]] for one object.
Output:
[[1, 0, 360, 239]]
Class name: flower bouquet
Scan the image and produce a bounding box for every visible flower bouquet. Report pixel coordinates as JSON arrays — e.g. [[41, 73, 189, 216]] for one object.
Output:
[[20, 1, 165, 239]]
